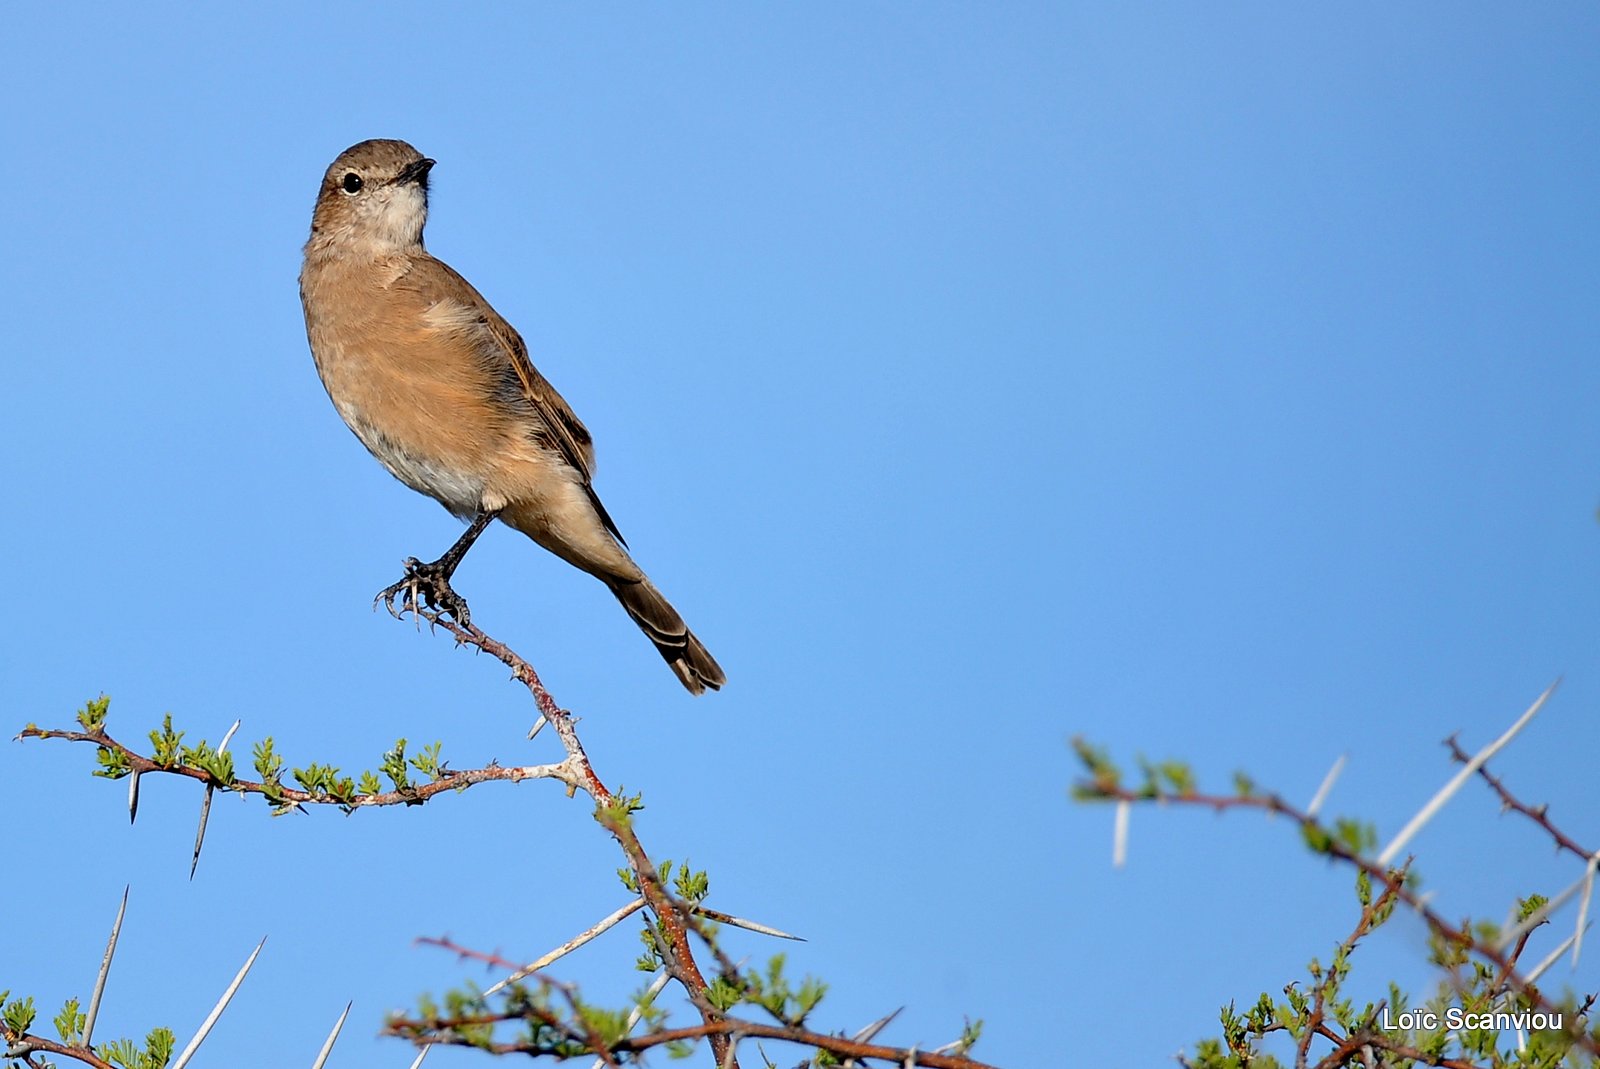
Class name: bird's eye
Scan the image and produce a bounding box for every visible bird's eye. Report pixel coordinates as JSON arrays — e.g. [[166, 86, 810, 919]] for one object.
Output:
[[341, 172, 364, 194]]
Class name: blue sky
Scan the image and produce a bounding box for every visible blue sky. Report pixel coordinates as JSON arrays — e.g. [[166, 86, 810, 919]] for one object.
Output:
[[4, 4, 1598, 1066]]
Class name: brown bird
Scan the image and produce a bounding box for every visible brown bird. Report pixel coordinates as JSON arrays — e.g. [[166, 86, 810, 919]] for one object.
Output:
[[298, 138, 725, 694]]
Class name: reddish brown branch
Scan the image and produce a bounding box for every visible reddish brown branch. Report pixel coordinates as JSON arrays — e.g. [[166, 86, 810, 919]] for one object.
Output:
[[17, 725, 580, 806], [22, 601, 993, 1069], [1309, 1027, 1480, 1069], [412, 609, 991, 1067], [409, 607, 735, 1065], [0, 1035, 115, 1069], [599, 807, 729, 1045], [424, 613, 612, 803], [1297, 874, 1406, 1069], [1444, 736, 1595, 863], [388, 1010, 999, 1069], [1079, 782, 1598, 1058], [415, 935, 527, 973]]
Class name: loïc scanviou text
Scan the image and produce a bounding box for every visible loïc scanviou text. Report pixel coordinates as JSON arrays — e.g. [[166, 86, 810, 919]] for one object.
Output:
[[1381, 1007, 1562, 1031]]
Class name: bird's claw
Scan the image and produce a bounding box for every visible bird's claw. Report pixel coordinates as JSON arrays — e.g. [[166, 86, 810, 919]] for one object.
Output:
[[374, 557, 473, 626]]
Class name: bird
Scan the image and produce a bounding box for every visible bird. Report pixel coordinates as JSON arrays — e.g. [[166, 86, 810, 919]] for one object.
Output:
[[298, 138, 725, 695]]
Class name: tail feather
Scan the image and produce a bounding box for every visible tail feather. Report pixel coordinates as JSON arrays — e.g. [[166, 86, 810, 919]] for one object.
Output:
[[606, 576, 725, 695]]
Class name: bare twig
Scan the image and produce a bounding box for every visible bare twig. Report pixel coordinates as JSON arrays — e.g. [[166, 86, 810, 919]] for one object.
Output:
[[1442, 734, 1592, 863]]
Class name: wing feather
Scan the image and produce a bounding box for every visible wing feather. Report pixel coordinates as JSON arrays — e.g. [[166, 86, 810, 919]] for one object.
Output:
[[400, 256, 627, 545]]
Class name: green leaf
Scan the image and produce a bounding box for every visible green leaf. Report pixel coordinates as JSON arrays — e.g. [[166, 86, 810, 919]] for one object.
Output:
[[53, 996, 84, 1044], [94, 746, 133, 780], [77, 695, 111, 731], [148, 714, 184, 768], [380, 739, 412, 792], [2, 995, 37, 1037], [706, 976, 742, 1013]]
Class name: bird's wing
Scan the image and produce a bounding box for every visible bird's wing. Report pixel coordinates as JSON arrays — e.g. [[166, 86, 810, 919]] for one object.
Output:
[[401, 256, 627, 545]]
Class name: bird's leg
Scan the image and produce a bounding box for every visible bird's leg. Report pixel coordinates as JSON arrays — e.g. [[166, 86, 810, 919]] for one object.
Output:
[[375, 510, 500, 626]]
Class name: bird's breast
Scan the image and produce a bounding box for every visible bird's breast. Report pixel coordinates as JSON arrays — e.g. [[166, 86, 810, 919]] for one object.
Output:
[[302, 265, 517, 518]]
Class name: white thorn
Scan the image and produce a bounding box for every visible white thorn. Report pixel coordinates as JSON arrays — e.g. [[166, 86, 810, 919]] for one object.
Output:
[[852, 1007, 902, 1043], [81, 886, 129, 1048], [484, 898, 645, 996], [190, 786, 215, 880], [1112, 800, 1130, 868], [309, 1001, 352, 1069], [406, 1044, 432, 1069], [1573, 852, 1600, 968], [171, 936, 267, 1069], [1495, 873, 1587, 953], [1306, 754, 1347, 818], [691, 906, 802, 941], [1525, 930, 1580, 983]]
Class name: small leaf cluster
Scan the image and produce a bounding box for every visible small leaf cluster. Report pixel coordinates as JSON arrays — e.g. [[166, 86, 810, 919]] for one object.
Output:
[[52, 997, 85, 1046], [0, 990, 174, 1069], [253, 736, 291, 810], [291, 761, 357, 806], [400, 852, 985, 1067], [600, 787, 647, 829], [180, 736, 235, 785], [410, 984, 501, 1051], [718, 953, 827, 1028], [1070, 737, 1204, 800], [630, 860, 710, 974], [1069, 736, 1122, 797], [76, 695, 111, 731], [1299, 816, 1378, 858], [50, 698, 464, 817], [99, 1027, 175, 1069], [395, 977, 663, 1061], [1, 992, 36, 1038]]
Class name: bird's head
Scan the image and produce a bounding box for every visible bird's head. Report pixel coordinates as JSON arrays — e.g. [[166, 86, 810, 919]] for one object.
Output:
[[307, 139, 436, 257]]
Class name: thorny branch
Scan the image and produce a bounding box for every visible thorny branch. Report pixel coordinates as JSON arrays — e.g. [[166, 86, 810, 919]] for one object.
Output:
[[1444, 735, 1594, 864], [1295, 872, 1407, 1069], [387, 608, 995, 1066], [412, 608, 737, 1065], [1, 1035, 115, 1069], [19, 600, 993, 1068], [17, 722, 583, 807], [379, 606, 994, 1067], [386, 1004, 999, 1069], [1076, 772, 1600, 1062]]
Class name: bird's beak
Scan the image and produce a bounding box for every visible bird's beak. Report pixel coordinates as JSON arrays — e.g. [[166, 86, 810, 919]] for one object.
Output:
[[396, 158, 436, 187]]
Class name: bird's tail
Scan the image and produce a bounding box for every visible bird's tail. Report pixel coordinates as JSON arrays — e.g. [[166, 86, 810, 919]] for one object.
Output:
[[605, 575, 726, 695]]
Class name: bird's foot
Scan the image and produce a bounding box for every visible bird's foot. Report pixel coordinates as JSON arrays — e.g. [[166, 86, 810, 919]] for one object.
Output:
[[374, 556, 473, 627]]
